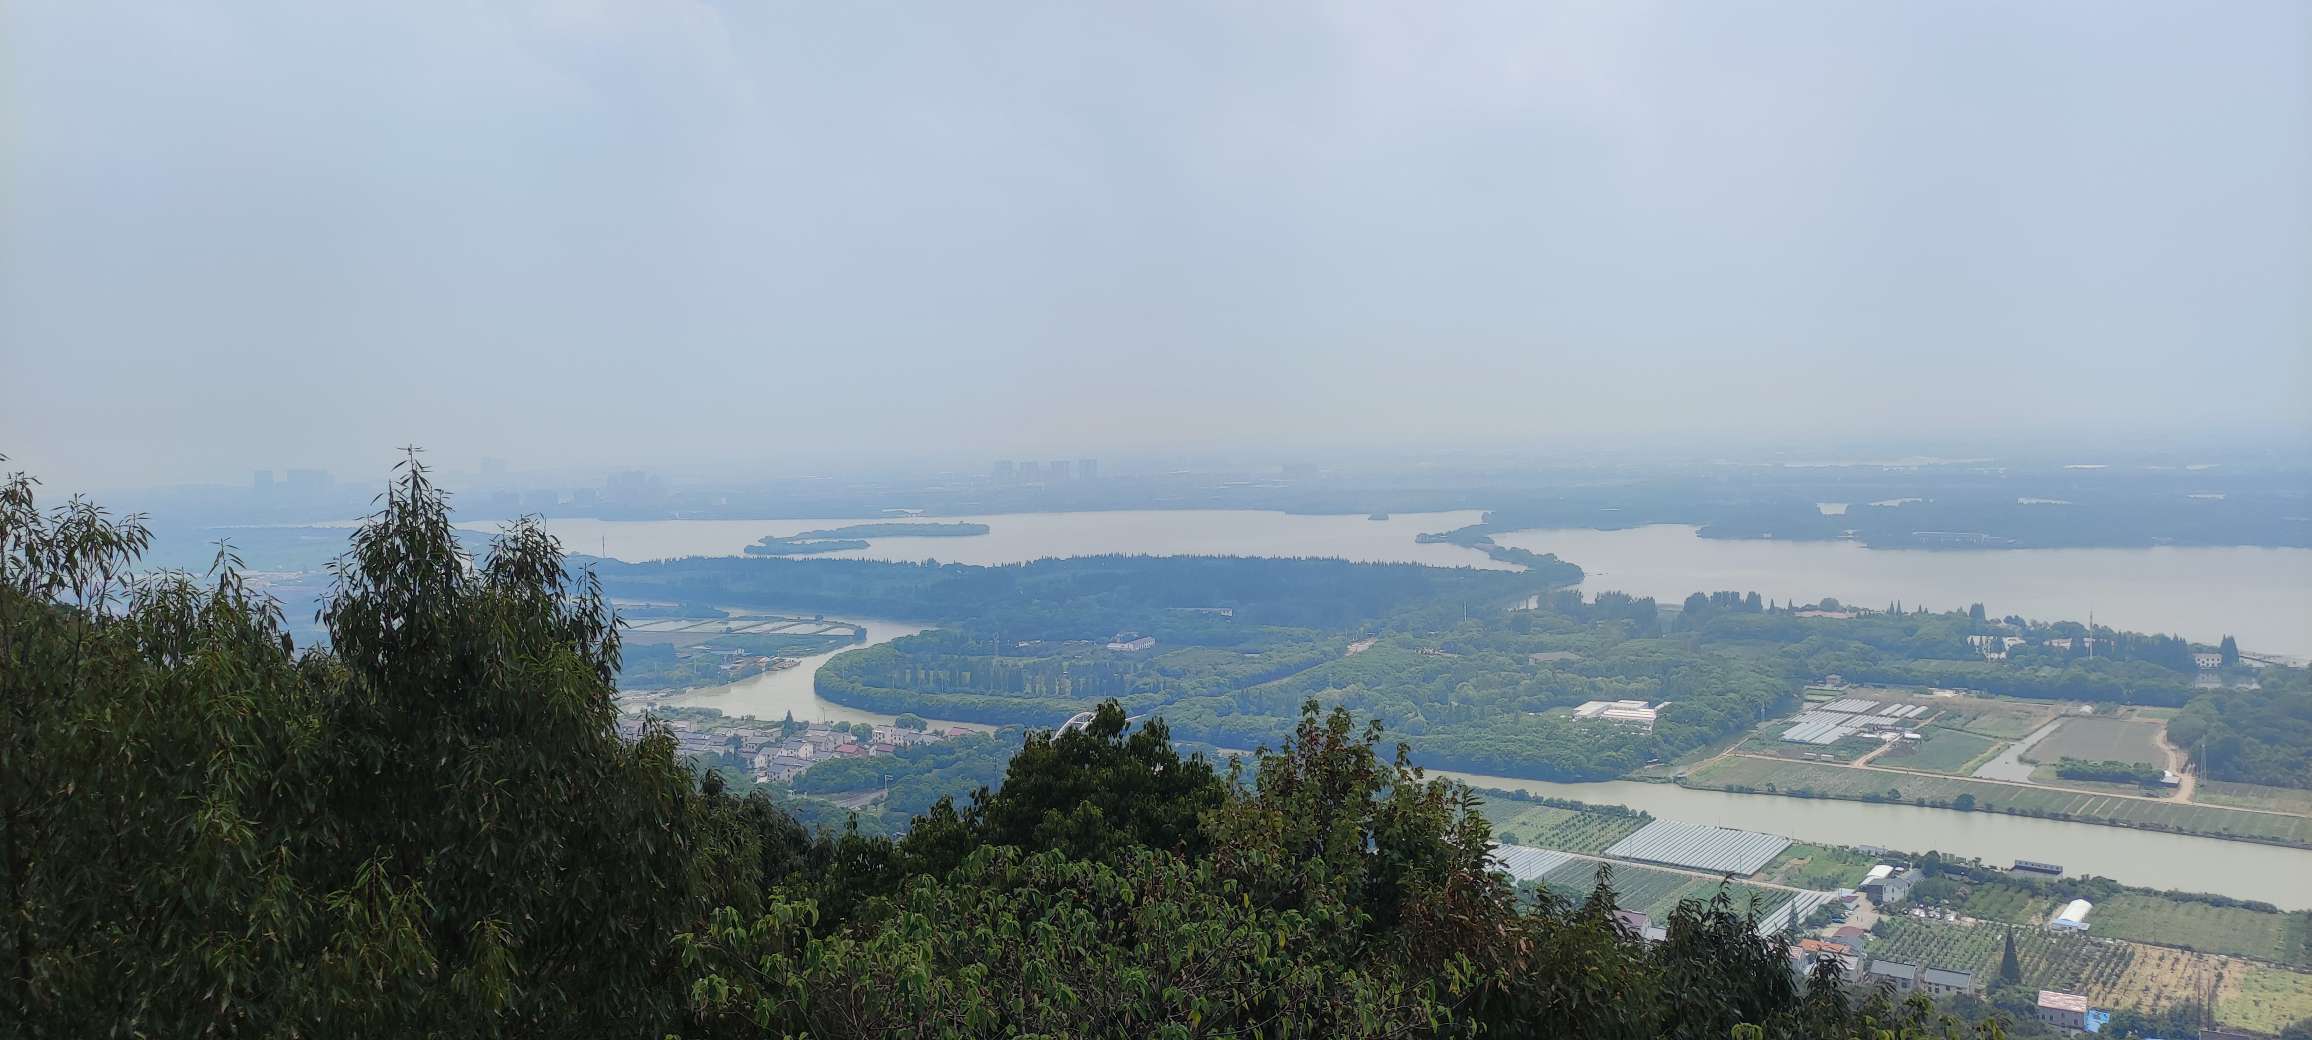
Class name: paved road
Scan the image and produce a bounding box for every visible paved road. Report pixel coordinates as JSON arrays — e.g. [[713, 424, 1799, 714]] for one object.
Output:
[[1972, 719, 2062, 781]]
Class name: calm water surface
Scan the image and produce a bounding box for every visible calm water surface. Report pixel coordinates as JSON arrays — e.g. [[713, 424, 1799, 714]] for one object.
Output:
[[1422, 767, 2312, 910], [507, 510, 1506, 569], [1494, 525, 2312, 658], [652, 617, 992, 732]]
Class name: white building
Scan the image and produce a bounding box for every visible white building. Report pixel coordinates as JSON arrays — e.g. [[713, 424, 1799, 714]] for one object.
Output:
[[2193, 652, 2224, 670], [1573, 699, 1660, 730], [2046, 899, 2092, 932]]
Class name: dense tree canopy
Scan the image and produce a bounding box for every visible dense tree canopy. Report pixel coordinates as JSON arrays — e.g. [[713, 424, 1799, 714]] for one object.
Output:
[[0, 458, 2152, 1037]]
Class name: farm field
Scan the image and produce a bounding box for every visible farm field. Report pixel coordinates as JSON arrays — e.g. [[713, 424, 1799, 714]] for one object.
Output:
[[2216, 962, 2312, 1035], [1755, 843, 1877, 890], [1684, 757, 2312, 846], [2199, 780, 2312, 816], [2103, 945, 2222, 1018], [1486, 806, 1649, 855], [1875, 729, 1999, 773], [2090, 895, 2312, 967], [1867, 917, 2135, 996], [2022, 717, 2166, 767], [1927, 697, 2061, 740]]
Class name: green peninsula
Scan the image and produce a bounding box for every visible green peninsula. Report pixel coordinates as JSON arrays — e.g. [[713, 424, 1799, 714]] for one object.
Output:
[[744, 521, 990, 556]]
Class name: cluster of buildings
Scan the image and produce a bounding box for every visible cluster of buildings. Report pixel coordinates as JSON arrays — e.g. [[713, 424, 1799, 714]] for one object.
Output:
[[1779, 698, 1927, 746], [1784, 864, 1986, 999], [616, 714, 969, 784], [1967, 634, 2029, 660], [1572, 699, 1660, 731], [1819, 864, 2121, 1032]]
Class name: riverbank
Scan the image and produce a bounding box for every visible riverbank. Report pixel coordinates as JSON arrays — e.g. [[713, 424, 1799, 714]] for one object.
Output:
[[1421, 765, 2312, 910], [636, 615, 995, 734], [1681, 754, 2312, 851]]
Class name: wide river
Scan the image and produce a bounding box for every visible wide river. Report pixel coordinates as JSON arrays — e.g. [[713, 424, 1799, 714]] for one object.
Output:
[[561, 509, 2310, 904], [1416, 768, 2312, 910]]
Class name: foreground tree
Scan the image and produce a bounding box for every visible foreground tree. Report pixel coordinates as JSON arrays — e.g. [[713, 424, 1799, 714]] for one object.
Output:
[[2, 455, 754, 1037]]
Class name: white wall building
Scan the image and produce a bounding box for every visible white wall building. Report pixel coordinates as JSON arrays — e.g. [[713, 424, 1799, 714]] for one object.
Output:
[[2046, 899, 2092, 932]]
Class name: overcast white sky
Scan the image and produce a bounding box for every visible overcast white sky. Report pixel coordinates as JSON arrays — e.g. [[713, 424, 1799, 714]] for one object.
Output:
[[4, 1, 2307, 490]]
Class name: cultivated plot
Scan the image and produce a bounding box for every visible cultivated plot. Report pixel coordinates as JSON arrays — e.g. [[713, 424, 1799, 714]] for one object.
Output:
[[2024, 717, 2166, 767]]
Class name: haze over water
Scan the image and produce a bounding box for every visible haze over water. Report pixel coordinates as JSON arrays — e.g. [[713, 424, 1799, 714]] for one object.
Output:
[[547, 511, 2311, 658]]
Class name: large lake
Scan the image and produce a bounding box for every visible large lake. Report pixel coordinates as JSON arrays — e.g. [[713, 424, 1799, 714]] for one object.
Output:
[[1492, 525, 2312, 659], [510, 509, 1507, 570], [524, 511, 2312, 658]]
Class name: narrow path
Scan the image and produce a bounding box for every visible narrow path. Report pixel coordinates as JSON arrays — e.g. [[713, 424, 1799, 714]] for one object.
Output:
[[1850, 739, 1898, 767], [2155, 722, 2199, 804]]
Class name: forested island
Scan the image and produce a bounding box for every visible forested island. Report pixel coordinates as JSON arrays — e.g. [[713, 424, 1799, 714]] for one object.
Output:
[[744, 521, 992, 556]]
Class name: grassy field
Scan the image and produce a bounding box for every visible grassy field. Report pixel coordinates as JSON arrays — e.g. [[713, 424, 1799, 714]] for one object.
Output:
[[1755, 842, 1878, 890], [2217, 962, 2312, 1035], [1934, 881, 2054, 925], [1929, 697, 2060, 739], [1487, 805, 1650, 854], [2023, 717, 2167, 767], [1875, 729, 1999, 773], [2198, 780, 2312, 815], [2090, 895, 2312, 966], [1685, 757, 2312, 846]]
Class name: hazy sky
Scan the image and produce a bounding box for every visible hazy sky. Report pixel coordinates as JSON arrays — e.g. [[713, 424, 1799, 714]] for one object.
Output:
[[5, 1, 2307, 490]]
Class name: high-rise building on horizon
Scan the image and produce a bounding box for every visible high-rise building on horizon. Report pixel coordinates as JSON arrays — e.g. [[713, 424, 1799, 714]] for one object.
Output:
[[991, 460, 1016, 483], [1046, 460, 1072, 481], [1076, 458, 1098, 480]]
